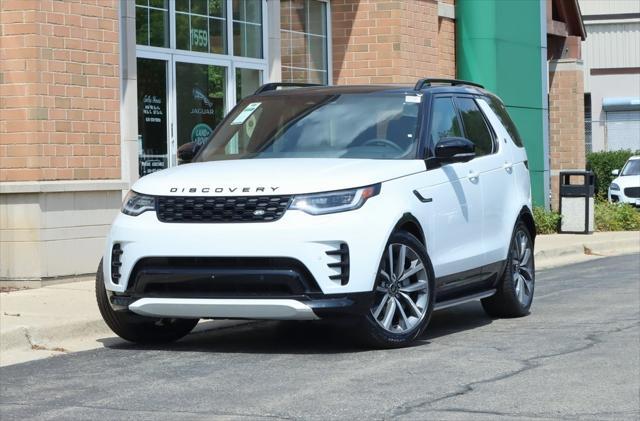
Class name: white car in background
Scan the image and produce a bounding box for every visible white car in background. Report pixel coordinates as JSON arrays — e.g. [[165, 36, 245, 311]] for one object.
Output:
[[609, 156, 640, 207]]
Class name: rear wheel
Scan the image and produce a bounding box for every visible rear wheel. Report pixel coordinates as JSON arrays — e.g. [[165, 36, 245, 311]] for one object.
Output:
[[359, 231, 435, 348], [481, 222, 535, 317], [96, 260, 198, 344]]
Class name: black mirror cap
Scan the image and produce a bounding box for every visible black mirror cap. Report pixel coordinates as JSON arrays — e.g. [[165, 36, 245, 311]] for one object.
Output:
[[434, 137, 476, 164], [177, 142, 203, 164]]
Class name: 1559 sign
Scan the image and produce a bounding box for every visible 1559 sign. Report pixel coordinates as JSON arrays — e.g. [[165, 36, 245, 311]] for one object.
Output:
[[191, 29, 208, 48]]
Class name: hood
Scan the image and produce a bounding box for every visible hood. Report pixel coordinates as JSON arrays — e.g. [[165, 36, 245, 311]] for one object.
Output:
[[612, 174, 640, 189], [132, 158, 425, 196]]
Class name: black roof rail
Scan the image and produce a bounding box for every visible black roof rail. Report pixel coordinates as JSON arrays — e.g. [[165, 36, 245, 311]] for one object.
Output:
[[254, 82, 323, 95], [414, 78, 484, 91]]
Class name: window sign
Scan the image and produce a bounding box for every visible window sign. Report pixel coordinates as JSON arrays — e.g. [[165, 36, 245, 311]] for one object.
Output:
[[137, 58, 169, 176], [176, 62, 226, 154]]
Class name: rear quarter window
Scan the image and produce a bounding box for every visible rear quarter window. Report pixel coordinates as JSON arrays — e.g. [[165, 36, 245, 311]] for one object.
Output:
[[487, 96, 524, 148]]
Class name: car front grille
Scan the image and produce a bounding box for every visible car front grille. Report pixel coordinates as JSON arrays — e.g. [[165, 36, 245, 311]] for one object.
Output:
[[624, 187, 640, 198], [126, 257, 322, 297], [156, 195, 292, 223]]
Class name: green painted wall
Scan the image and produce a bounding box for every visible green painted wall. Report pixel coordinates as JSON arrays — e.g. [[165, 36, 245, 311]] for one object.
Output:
[[457, 0, 547, 207]]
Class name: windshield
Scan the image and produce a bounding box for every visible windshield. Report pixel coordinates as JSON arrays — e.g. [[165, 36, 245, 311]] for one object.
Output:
[[195, 92, 421, 161], [621, 159, 640, 176]]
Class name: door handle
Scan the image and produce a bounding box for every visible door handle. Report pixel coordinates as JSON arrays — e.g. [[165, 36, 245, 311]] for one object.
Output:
[[468, 171, 479, 182], [503, 162, 513, 173]]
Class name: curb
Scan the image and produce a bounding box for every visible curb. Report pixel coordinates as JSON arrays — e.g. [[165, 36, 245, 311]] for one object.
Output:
[[535, 236, 639, 269], [0, 317, 250, 366]]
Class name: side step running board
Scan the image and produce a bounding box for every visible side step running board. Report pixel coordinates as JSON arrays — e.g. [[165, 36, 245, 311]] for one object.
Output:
[[434, 289, 496, 311]]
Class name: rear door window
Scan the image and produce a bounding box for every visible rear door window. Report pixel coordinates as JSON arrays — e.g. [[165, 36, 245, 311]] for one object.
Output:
[[486, 96, 524, 147], [455, 97, 495, 157]]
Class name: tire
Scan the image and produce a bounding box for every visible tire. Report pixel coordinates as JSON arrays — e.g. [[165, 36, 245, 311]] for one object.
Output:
[[481, 221, 535, 318], [96, 259, 199, 344], [358, 231, 436, 348]]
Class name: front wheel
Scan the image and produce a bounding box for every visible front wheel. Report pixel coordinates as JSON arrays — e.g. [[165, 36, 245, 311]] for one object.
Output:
[[481, 222, 535, 318], [359, 231, 435, 348], [96, 260, 199, 344]]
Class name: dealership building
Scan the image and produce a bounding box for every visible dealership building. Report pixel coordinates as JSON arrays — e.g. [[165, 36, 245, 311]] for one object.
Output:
[[1, 0, 586, 284]]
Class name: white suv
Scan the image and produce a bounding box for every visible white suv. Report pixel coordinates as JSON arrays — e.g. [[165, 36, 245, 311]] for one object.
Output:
[[97, 79, 536, 348]]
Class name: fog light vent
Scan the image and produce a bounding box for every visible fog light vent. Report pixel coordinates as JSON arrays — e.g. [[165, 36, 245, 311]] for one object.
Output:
[[326, 243, 350, 285], [111, 243, 123, 284]]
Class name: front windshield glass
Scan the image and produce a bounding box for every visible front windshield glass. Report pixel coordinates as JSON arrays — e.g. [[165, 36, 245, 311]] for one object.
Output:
[[621, 159, 640, 176], [195, 92, 421, 161]]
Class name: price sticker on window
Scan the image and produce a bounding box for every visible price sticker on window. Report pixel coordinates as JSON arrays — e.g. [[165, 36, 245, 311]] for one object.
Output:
[[231, 102, 261, 125]]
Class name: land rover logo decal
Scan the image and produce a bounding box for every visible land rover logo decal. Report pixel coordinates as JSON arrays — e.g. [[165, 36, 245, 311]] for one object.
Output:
[[191, 123, 213, 145], [253, 209, 266, 216]]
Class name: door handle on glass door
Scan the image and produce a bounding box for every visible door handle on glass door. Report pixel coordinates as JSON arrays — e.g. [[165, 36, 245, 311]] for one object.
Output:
[[468, 171, 479, 182]]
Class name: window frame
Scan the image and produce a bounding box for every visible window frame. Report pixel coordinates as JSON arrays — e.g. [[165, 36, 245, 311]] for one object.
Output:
[[136, 0, 269, 68], [279, 0, 333, 85]]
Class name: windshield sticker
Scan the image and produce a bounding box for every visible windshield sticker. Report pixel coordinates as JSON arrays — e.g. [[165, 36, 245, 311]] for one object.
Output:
[[231, 102, 261, 125], [405, 95, 421, 104]]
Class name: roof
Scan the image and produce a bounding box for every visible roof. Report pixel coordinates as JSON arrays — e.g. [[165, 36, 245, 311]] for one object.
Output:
[[255, 83, 487, 97]]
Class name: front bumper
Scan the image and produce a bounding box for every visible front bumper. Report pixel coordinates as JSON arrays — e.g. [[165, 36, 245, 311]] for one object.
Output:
[[609, 189, 640, 207], [113, 293, 374, 319], [103, 195, 400, 318]]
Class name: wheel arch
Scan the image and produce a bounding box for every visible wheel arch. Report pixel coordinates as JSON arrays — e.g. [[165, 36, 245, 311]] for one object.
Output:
[[518, 206, 536, 243], [393, 213, 426, 247]]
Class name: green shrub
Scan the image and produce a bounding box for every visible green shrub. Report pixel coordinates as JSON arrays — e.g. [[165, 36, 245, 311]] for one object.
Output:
[[595, 201, 640, 232], [586, 150, 639, 199], [533, 206, 561, 234]]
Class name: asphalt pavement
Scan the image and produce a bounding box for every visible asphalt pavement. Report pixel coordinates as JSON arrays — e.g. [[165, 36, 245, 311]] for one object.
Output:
[[1, 254, 639, 421]]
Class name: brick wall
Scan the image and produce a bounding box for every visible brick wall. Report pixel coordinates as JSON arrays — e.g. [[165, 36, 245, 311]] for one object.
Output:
[[331, 0, 455, 85], [0, 0, 120, 182], [548, 60, 586, 209]]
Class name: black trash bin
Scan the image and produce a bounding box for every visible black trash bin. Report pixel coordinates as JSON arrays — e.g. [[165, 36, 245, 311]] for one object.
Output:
[[558, 171, 595, 234]]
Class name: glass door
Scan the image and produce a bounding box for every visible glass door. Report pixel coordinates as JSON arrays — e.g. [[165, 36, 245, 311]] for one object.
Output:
[[136, 56, 171, 176], [173, 58, 228, 165]]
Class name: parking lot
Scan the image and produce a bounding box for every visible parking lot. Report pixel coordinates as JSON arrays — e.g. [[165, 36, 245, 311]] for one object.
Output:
[[1, 253, 638, 421]]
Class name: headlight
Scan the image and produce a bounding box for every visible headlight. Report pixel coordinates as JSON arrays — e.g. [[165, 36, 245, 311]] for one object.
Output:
[[121, 191, 155, 216], [610, 183, 620, 191], [290, 184, 380, 215]]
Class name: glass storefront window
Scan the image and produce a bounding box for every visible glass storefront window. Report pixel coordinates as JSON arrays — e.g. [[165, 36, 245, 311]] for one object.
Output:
[[176, 62, 226, 151], [236, 68, 262, 100], [175, 0, 227, 54], [136, 0, 170, 47], [232, 0, 263, 58], [280, 0, 328, 84], [137, 58, 169, 176], [134, 1, 268, 175]]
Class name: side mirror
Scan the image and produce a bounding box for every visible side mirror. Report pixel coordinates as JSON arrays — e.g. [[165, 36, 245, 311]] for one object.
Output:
[[434, 137, 476, 164], [177, 142, 202, 164], [611, 169, 620, 176]]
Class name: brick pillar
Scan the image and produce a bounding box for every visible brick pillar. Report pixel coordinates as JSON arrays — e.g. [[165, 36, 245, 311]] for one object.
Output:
[[0, 0, 121, 182], [331, 0, 455, 85], [548, 59, 586, 210]]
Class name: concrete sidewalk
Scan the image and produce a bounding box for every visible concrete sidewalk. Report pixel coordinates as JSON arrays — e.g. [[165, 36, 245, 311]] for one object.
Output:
[[1, 230, 638, 367]]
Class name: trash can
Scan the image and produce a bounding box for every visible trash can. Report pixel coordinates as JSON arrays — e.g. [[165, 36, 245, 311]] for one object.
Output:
[[559, 171, 595, 234]]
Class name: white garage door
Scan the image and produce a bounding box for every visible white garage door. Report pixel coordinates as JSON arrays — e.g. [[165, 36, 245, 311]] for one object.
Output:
[[606, 111, 640, 151]]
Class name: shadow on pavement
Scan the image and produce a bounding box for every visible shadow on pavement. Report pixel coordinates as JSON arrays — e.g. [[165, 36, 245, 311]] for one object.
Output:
[[98, 301, 493, 355]]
